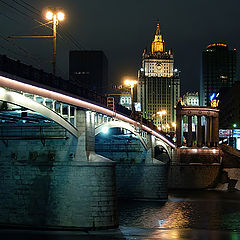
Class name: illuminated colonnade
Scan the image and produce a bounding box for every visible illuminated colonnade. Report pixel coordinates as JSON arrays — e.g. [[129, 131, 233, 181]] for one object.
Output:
[[176, 103, 219, 148]]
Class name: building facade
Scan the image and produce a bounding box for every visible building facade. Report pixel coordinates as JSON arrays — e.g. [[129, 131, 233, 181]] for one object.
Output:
[[182, 92, 200, 133], [219, 81, 240, 129], [201, 43, 237, 106], [119, 93, 132, 110], [182, 92, 199, 106], [137, 24, 180, 130], [69, 50, 108, 96]]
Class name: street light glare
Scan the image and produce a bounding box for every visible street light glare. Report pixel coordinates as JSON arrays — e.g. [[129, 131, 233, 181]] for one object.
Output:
[[57, 12, 65, 21], [157, 110, 167, 116], [101, 126, 109, 134], [46, 11, 53, 20], [124, 79, 137, 86], [44, 7, 65, 75]]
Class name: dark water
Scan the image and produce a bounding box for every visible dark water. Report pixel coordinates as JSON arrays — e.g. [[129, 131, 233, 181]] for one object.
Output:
[[119, 190, 240, 231], [2, 191, 240, 239]]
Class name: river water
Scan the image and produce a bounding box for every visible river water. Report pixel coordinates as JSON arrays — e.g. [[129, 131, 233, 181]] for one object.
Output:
[[119, 190, 240, 231], [1, 190, 240, 239], [117, 190, 240, 239]]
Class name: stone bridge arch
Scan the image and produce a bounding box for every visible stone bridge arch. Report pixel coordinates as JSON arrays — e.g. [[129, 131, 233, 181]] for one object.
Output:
[[95, 120, 147, 149], [0, 87, 78, 137], [95, 120, 173, 161], [154, 138, 172, 160]]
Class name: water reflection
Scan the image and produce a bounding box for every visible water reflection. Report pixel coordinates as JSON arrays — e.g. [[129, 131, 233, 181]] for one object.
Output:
[[1, 191, 240, 240], [120, 227, 240, 240], [118, 191, 240, 231]]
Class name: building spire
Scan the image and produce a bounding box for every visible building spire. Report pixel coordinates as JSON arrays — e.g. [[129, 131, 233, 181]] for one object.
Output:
[[151, 23, 165, 53], [156, 23, 161, 35]]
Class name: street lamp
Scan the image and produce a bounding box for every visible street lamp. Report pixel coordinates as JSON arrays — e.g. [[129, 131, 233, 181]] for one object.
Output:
[[9, 8, 65, 76], [157, 110, 167, 131], [171, 122, 176, 132], [45, 8, 65, 75], [124, 79, 137, 112]]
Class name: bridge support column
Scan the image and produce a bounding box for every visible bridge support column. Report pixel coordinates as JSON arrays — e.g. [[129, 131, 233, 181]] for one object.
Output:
[[75, 110, 110, 162], [75, 110, 94, 161], [187, 115, 193, 147], [0, 109, 118, 229], [146, 133, 154, 163], [197, 116, 202, 147]]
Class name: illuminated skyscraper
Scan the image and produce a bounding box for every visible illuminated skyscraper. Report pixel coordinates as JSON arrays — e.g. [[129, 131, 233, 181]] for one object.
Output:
[[137, 24, 180, 129], [200, 43, 237, 106]]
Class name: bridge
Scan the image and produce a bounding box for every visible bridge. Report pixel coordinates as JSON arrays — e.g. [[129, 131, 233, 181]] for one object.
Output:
[[0, 55, 176, 230]]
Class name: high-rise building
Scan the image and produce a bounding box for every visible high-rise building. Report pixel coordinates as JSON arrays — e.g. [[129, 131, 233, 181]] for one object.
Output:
[[200, 43, 237, 106], [69, 50, 108, 96], [219, 81, 240, 129], [137, 24, 180, 129]]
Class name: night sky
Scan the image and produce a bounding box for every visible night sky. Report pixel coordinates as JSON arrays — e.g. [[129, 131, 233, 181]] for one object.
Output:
[[0, 0, 239, 94]]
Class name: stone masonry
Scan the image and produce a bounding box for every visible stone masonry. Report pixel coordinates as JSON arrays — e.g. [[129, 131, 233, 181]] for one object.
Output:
[[0, 110, 118, 229]]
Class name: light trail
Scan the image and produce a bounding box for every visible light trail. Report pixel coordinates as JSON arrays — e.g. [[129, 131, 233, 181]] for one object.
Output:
[[0, 75, 176, 148]]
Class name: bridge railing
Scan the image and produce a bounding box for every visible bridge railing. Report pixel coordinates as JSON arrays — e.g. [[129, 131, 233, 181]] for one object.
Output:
[[0, 54, 174, 145], [0, 54, 107, 106]]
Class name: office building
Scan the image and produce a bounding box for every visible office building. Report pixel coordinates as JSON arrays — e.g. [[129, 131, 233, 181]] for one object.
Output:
[[201, 43, 237, 106], [69, 50, 108, 96], [219, 81, 240, 129], [137, 24, 180, 129]]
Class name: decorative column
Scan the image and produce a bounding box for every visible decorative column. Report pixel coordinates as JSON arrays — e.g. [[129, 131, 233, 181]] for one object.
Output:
[[187, 115, 193, 147], [176, 102, 182, 147], [209, 116, 213, 147], [205, 116, 209, 147], [213, 116, 219, 147], [197, 116, 202, 147]]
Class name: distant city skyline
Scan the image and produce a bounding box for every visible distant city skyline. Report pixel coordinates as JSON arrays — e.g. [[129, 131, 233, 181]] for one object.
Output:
[[0, 0, 239, 94]]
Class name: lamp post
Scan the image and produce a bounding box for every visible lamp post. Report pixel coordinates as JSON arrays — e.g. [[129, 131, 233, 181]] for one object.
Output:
[[45, 8, 65, 75], [157, 110, 167, 131], [124, 79, 137, 112], [9, 8, 65, 76]]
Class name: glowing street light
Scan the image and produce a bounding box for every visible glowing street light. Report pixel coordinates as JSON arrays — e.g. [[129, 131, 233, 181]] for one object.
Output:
[[57, 11, 65, 21], [9, 8, 65, 76], [166, 123, 170, 133], [45, 8, 65, 75], [124, 79, 137, 112], [46, 11, 54, 20], [157, 110, 167, 130], [171, 122, 176, 132], [101, 126, 109, 134]]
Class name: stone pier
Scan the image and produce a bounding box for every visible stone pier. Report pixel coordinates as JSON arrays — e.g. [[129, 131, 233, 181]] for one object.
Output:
[[0, 110, 118, 229], [95, 126, 169, 200]]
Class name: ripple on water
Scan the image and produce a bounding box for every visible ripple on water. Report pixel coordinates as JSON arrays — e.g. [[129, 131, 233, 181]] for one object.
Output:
[[118, 191, 240, 231]]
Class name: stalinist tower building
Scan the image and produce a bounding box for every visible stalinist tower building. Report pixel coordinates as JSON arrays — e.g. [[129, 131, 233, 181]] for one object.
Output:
[[137, 24, 180, 130]]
